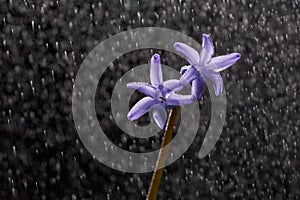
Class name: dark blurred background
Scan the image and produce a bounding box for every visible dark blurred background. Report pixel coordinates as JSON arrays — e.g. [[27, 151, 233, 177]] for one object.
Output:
[[1, 0, 300, 199]]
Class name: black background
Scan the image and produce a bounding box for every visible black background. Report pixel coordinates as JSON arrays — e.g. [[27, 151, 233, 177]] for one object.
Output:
[[0, 0, 299, 199]]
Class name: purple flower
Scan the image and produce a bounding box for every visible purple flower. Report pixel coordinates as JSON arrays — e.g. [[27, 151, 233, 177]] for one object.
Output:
[[127, 54, 197, 129], [174, 34, 241, 96]]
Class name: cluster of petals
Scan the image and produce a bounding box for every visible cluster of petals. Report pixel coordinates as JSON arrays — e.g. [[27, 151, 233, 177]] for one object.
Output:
[[127, 34, 241, 129]]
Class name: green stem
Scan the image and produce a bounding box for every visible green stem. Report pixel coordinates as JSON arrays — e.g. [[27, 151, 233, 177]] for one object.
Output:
[[146, 106, 180, 200]]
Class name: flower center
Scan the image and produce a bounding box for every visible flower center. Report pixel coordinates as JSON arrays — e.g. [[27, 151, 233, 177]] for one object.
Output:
[[180, 65, 191, 75], [154, 90, 166, 103], [158, 96, 166, 103]]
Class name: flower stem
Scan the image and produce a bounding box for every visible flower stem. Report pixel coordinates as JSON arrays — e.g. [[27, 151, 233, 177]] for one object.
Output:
[[146, 106, 180, 200]]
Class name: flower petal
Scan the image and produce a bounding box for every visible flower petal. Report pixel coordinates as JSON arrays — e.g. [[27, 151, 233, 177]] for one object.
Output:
[[207, 53, 241, 72], [152, 104, 167, 129], [179, 66, 199, 86], [199, 34, 214, 65], [174, 42, 200, 66], [192, 74, 206, 100], [167, 93, 196, 106], [202, 70, 223, 96], [162, 79, 184, 94], [150, 54, 163, 86], [127, 97, 157, 121], [127, 82, 157, 98]]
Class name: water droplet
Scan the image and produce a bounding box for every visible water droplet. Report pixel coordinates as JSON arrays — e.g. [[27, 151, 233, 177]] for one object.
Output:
[[31, 20, 35, 32], [55, 41, 59, 50], [9, 0, 13, 7], [41, 78, 45, 85], [3, 39, 6, 47], [12, 146, 16, 157], [51, 70, 55, 80], [71, 194, 77, 200], [23, 180, 27, 189], [3, 17, 6, 26], [12, 188, 17, 197], [64, 51, 68, 60]]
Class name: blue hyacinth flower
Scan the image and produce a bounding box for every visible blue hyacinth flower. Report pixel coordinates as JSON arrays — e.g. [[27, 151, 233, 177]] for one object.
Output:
[[174, 34, 241, 96], [127, 54, 198, 129]]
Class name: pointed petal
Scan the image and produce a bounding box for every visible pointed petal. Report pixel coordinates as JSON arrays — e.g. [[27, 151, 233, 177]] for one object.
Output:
[[127, 82, 157, 98], [174, 42, 200, 66], [162, 79, 184, 94], [203, 70, 223, 96], [179, 66, 199, 86], [152, 104, 167, 129], [167, 93, 196, 106], [207, 53, 241, 72], [127, 97, 156, 121], [199, 34, 214, 65], [192, 74, 206, 100], [150, 54, 163, 86]]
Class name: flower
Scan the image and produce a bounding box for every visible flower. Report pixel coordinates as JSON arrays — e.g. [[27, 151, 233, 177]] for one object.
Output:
[[127, 54, 198, 129], [174, 34, 241, 96]]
